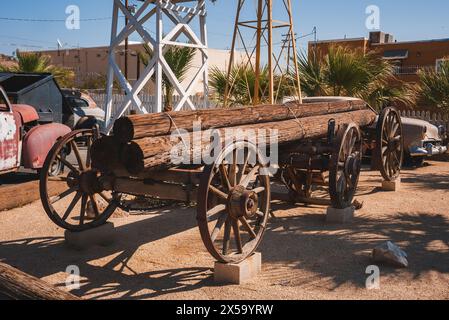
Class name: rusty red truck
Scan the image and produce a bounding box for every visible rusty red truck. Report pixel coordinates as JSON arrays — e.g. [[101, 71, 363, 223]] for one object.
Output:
[[0, 86, 71, 176]]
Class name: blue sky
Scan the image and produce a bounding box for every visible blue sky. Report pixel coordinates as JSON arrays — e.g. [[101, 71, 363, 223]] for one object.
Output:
[[0, 0, 448, 56]]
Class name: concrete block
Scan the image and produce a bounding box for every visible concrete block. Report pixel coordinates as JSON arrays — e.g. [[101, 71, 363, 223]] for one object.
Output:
[[326, 206, 355, 224], [382, 178, 401, 192], [214, 252, 262, 285], [64, 222, 116, 250]]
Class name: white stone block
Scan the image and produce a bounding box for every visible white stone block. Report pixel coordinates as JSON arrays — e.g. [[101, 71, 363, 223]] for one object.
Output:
[[382, 178, 401, 191], [326, 206, 355, 224], [64, 222, 116, 250], [214, 252, 262, 285]]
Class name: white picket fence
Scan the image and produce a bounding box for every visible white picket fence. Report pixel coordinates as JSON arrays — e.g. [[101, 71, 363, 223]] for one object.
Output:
[[400, 110, 449, 131], [90, 93, 217, 115]]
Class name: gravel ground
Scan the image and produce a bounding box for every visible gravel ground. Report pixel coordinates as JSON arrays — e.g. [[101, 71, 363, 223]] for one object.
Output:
[[0, 160, 448, 300]]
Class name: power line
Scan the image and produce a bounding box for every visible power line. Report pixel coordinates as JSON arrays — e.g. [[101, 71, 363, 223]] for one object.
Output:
[[0, 16, 123, 22]]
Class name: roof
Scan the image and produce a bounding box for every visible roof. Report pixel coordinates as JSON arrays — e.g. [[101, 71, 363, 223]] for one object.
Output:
[[371, 38, 449, 46], [309, 37, 367, 45], [310, 36, 449, 47]]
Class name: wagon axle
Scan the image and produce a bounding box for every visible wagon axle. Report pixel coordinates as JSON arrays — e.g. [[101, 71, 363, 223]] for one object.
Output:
[[78, 170, 103, 195], [228, 185, 261, 221]]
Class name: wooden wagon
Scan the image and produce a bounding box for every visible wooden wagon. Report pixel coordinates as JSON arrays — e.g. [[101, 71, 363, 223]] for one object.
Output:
[[39, 98, 403, 264]]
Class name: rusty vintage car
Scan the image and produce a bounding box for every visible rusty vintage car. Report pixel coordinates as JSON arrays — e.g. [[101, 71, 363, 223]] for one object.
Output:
[[0, 86, 71, 176]]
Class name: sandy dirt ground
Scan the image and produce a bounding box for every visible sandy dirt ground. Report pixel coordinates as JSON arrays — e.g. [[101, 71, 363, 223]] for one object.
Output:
[[0, 160, 448, 300]]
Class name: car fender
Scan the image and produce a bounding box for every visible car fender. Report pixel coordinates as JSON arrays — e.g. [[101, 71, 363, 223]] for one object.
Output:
[[22, 123, 71, 169], [11, 104, 40, 124]]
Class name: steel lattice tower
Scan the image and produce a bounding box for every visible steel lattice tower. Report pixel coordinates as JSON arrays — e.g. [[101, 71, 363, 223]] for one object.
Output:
[[224, 0, 302, 107], [104, 0, 209, 132]]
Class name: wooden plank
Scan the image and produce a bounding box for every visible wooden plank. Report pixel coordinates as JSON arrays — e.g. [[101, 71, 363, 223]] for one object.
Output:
[[113, 178, 196, 202]]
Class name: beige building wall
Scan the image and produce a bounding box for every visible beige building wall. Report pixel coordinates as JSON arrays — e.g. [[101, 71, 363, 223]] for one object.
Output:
[[37, 44, 248, 95]]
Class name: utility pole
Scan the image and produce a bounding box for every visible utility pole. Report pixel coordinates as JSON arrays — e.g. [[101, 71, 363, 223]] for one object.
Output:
[[124, 0, 129, 81]]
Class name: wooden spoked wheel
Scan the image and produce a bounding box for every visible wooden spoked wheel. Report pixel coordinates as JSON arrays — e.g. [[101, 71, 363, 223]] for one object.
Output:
[[377, 107, 404, 181], [40, 129, 120, 232], [280, 168, 314, 201], [329, 123, 363, 209], [197, 140, 271, 264]]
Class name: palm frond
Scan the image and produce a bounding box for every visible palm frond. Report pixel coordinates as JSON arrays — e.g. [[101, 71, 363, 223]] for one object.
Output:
[[414, 60, 449, 110]]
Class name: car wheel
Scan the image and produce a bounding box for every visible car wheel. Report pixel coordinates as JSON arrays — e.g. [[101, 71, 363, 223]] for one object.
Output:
[[404, 153, 425, 168]]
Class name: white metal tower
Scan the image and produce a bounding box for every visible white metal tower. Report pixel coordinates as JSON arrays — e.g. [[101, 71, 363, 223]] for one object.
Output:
[[104, 0, 209, 133]]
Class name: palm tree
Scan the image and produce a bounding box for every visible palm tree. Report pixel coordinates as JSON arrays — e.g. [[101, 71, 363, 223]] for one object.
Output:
[[209, 64, 293, 107], [413, 60, 449, 110], [297, 46, 414, 110], [296, 50, 328, 96], [139, 44, 195, 112], [0, 51, 75, 87]]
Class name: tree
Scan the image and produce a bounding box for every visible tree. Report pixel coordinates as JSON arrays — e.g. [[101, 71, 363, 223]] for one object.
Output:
[[296, 50, 327, 97], [139, 44, 196, 112], [209, 64, 293, 107], [297, 46, 415, 110], [413, 60, 449, 110], [0, 51, 75, 88]]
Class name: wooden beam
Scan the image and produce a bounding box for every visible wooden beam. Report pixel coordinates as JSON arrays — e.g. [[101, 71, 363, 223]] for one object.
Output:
[[0, 263, 81, 300]]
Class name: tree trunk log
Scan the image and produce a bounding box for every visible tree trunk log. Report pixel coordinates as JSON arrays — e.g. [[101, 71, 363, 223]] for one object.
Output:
[[117, 110, 376, 174], [91, 135, 124, 172], [0, 263, 81, 300], [112, 100, 368, 143]]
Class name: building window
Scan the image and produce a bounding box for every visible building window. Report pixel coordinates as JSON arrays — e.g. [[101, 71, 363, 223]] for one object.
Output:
[[383, 49, 409, 60]]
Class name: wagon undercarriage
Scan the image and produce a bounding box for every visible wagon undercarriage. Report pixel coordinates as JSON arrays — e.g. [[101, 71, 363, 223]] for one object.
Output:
[[39, 103, 404, 264]]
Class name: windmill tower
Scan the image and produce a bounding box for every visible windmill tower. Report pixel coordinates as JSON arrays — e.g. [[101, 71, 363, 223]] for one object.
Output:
[[104, 0, 209, 132], [224, 0, 302, 107]]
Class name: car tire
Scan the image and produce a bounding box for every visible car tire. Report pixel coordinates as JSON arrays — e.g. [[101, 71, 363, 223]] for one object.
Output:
[[404, 153, 425, 168]]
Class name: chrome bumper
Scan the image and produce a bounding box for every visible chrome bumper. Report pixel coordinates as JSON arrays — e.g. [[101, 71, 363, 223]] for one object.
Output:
[[409, 142, 448, 157]]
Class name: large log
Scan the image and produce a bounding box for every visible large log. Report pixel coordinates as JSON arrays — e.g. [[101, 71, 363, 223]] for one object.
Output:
[[118, 109, 376, 174], [0, 263, 81, 300], [91, 135, 124, 172], [112, 100, 368, 143]]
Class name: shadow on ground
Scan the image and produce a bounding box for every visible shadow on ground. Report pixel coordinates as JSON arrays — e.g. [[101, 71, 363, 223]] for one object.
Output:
[[401, 173, 449, 190], [1, 197, 449, 298], [0, 205, 217, 299], [263, 207, 449, 289]]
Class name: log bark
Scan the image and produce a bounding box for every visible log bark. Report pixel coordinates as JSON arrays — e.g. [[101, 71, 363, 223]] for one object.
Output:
[[112, 100, 368, 143], [0, 263, 81, 300], [91, 135, 123, 172], [119, 110, 376, 174]]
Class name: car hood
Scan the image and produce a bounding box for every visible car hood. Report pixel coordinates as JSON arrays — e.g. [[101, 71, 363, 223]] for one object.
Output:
[[74, 107, 105, 120], [401, 117, 440, 141]]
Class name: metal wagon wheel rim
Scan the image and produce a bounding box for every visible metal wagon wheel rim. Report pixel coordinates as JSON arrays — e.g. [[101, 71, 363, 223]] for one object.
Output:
[[40, 129, 120, 232], [329, 123, 363, 209], [377, 107, 403, 181], [197, 140, 271, 264]]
